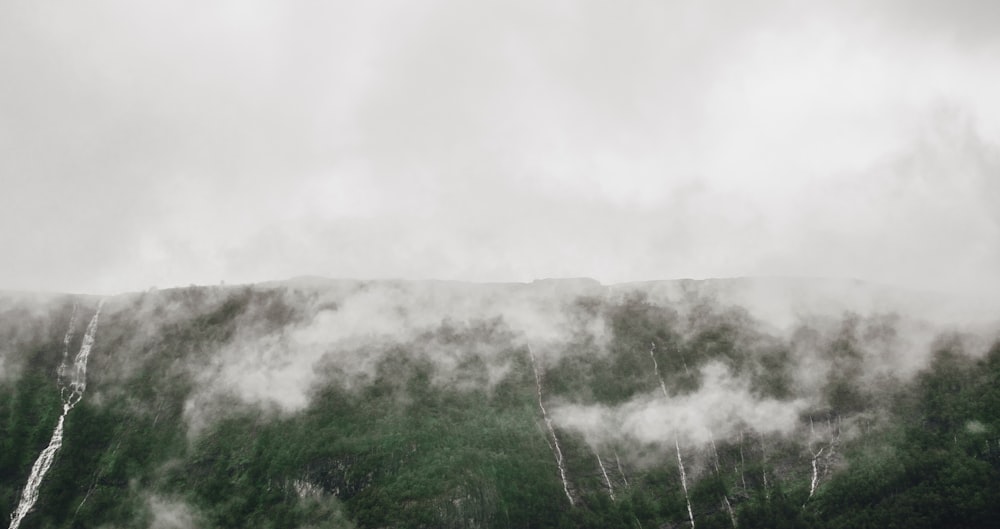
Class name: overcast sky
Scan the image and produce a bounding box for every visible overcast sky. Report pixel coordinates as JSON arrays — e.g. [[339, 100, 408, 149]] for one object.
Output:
[[1, 0, 998, 296]]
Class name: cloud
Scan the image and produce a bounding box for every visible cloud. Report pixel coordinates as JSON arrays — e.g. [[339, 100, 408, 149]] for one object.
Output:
[[551, 362, 807, 448], [1, 1, 998, 296], [147, 495, 203, 529], [183, 280, 609, 417]]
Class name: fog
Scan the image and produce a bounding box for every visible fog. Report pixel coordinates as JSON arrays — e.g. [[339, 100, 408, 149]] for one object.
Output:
[[3, 274, 1000, 527], [113, 276, 996, 445], [147, 495, 202, 529], [551, 361, 808, 448], [182, 279, 611, 426], [1, 1, 998, 297]]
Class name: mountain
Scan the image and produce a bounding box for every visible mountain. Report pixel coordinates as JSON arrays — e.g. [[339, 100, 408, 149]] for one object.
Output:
[[2, 277, 999, 529]]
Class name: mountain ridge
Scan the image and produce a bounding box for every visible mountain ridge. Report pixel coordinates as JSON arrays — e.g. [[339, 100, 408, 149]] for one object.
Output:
[[1, 276, 998, 528]]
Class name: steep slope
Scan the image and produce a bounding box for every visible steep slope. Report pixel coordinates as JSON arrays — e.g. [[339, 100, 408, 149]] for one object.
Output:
[[1, 278, 998, 528]]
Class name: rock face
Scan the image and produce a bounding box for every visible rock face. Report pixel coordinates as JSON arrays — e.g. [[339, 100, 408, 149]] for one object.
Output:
[[1, 278, 999, 529]]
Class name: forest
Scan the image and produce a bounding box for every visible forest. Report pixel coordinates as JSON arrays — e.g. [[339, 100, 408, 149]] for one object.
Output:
[[1, 278, 998, 528]]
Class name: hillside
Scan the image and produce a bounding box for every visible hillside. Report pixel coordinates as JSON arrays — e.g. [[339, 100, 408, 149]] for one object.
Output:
[[2, 278, 999, 529]]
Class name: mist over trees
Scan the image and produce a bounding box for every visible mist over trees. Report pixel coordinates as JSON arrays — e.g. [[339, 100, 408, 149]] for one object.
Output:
[[1, 278, 999, 528]]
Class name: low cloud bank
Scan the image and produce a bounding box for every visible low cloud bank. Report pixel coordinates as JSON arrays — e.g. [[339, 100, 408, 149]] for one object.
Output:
[[185, 280, 610, 422], [552, 362, 807, 448]]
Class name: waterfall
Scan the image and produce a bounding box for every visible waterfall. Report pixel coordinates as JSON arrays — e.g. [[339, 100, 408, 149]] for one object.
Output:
[[649, 342, 669, 398], [9, 303, 102, 529], [649, 342, 695, 528], [675, 439, 695, 529], [615, 450, 629, 488], [807, 447, 824, 500], [593, 449, 616, 501], [804, 416, 841, 507], [709, 436, 737, 527], [527, 345, 573, 506], [55, 305, 78, 389]]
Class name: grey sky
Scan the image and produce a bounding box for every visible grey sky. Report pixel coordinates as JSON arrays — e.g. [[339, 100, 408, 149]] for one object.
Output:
[[1, 0, 998, 295]]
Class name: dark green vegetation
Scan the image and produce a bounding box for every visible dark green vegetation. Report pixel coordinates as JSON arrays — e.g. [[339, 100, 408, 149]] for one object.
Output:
[[1, 281, 998, 528]]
